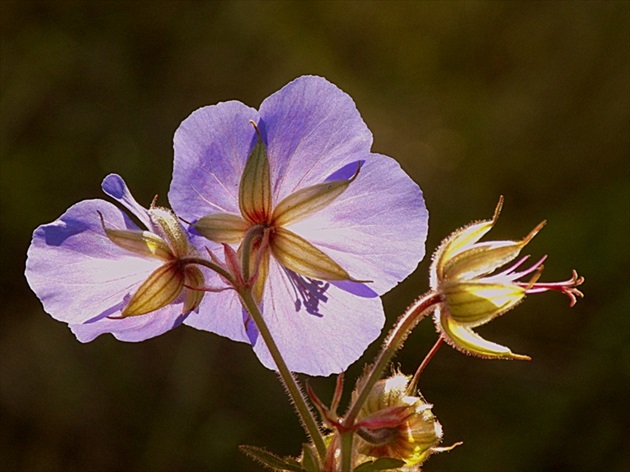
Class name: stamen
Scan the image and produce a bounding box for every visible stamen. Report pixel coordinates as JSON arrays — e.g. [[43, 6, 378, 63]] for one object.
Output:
[[521, 270, 584, 306], [510, 255, 547, 280], [284, 269, 329, 316]]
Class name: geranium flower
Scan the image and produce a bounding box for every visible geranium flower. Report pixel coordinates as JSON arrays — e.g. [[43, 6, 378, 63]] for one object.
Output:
[[169, 75, 428, 375], [25, 174, 206, 342]]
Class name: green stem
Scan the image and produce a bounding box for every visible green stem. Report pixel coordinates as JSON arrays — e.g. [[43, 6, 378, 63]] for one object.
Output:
[[339, 430, 354, 472], [407, 336, 443, 395], [181, 256, 234, 283], [238, 288, 328, 462], [343, 291, 441, 427], [338, 291, 441, 472], [188, 255, 326, 461]]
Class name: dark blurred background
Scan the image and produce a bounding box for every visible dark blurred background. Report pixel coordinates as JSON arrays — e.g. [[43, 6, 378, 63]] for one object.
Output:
[[1, 2, 628, 471]]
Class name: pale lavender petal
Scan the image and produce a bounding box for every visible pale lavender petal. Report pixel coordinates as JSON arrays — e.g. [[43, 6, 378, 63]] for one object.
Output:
[[169, 101, 259, 222], [25, 199, 162, 324], [182, 259, 385, 375], [101, 173, 152, 229], [70, 304, 189, 343], [253, 258, 385, 375], [183, 285, 250, 344], [287, 153, 428, 295], [259, 75, 373, 203]]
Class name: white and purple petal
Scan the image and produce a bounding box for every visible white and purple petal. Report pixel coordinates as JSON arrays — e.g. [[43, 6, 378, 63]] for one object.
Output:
[[70, 302, 189, 343], [254, 258, 384, 375], [184, 256, 384, 376]]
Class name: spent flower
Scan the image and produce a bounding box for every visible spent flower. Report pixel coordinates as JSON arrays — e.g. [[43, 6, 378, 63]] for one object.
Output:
[[169, 75, 428, 375], [26, 174, 206, 342], [430, 197, 584, 360]]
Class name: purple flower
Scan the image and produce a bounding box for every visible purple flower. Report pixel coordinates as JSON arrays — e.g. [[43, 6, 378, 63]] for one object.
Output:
[[25, 174, 206, 342], [170, 76, 428, 375]]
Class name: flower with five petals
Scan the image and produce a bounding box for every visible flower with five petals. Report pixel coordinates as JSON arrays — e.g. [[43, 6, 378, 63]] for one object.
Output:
[[169, 76, 429, 375], [26, 174, 206, 342]]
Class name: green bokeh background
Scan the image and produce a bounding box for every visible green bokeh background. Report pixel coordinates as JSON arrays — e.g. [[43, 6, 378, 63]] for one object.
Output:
[[1, 2, 628, 471]]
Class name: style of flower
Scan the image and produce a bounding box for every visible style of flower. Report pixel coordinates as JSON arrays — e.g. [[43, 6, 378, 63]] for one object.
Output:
[[430, 197, 584, 360], [169, 75, 429, 375], [25, 174, 206, 342]]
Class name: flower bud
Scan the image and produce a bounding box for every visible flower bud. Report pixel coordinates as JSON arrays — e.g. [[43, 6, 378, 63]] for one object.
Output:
[[353, 373, 455, 468]]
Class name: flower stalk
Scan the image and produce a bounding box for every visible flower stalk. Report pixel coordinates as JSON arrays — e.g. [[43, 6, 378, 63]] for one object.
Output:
[[188, 253, 328, 462], [237, 287, 328, 462], [344, 291, 442, 427], [338, 291, 442, 472]]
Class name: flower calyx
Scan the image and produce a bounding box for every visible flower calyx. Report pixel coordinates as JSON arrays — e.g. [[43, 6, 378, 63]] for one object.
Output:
[[195, 122, 365, 301], [100, 201, 205, 318], [306, 372, 458, 470]]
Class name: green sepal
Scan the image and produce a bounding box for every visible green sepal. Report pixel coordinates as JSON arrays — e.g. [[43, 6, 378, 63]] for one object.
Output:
[[182, 265, 205, 314], [99, 211, 171, 260], [434, 219, 495, 280], [239, 445, 305, 471], [103, 227, 172, 260], [271, 227, 351, 281], [239, 135, 272, 224], [353, 457, 406, 472], [442, 281, 526, 326], [195, 212, 248, 243], [441, 240, 523, 282], [438, 308, 531, 360], [122, 262, 184, 317], [272, 165, 359, 227]]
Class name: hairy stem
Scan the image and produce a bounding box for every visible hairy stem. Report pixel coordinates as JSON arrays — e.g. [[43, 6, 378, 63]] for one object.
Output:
[[407, 336, 443, 395], [338, 429, 354, 472], [238, 288, 327, 461], [338, 291, 441, 472], [344, 291, 442, 427]]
